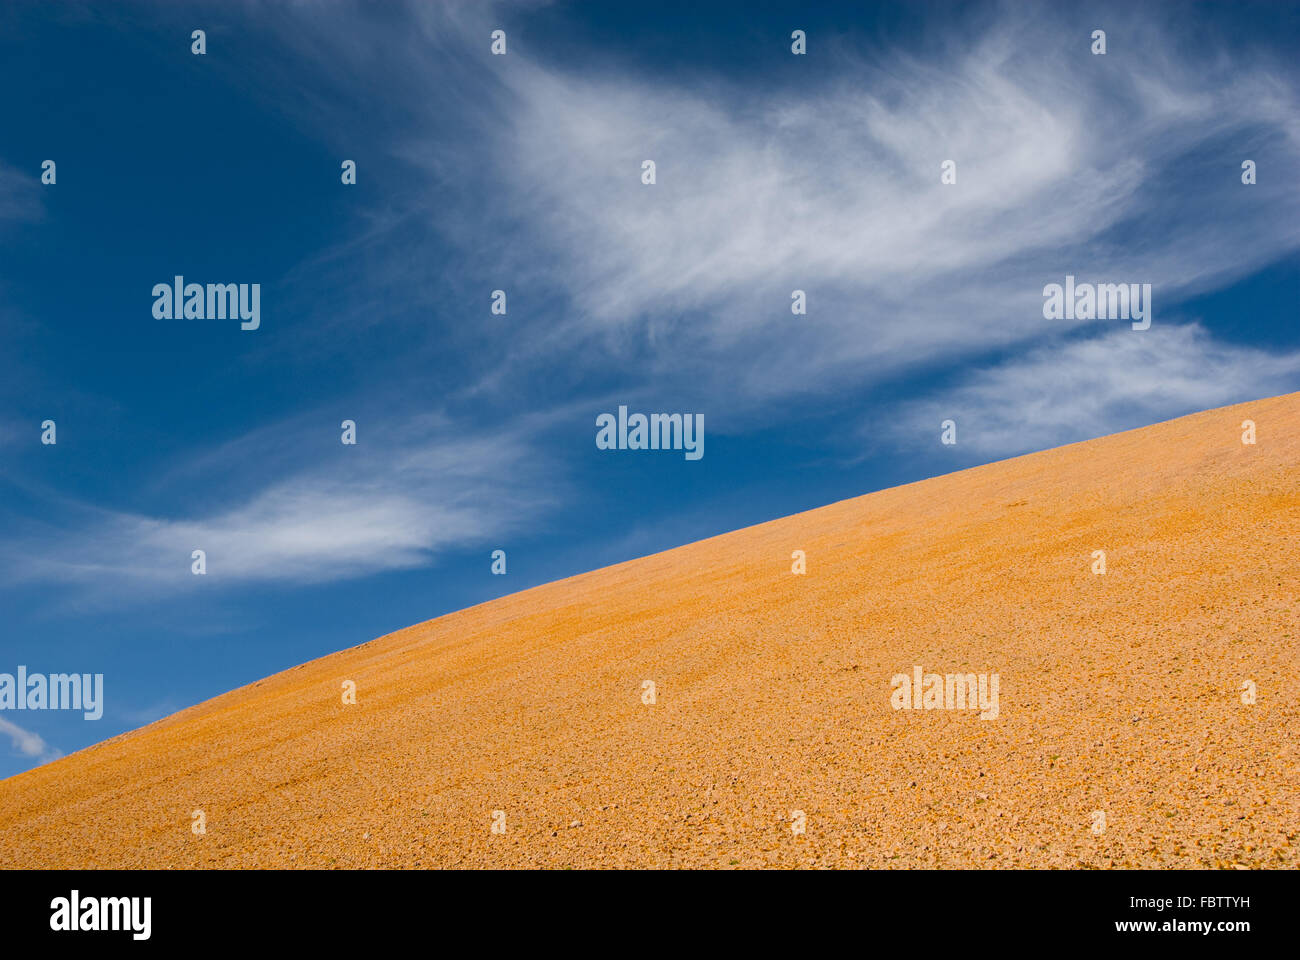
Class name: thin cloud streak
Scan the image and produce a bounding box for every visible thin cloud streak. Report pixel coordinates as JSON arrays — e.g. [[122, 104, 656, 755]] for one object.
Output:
[[0, 717, 62, 765], [894, 324, 1300, 456], [3, 414, 561, 595]]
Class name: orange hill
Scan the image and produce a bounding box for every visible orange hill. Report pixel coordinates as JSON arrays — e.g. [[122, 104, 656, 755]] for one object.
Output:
[[1, 393, 1297, 868]]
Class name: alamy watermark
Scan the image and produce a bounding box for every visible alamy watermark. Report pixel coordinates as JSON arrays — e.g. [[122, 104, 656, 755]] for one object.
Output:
[[152, 275, 260, 330], [50, 891, 150, 940], [890, 666, 999, 720], [0, 666, 103, 719], [1043, 275, 1151, 330], [596, 405, 704, 461]]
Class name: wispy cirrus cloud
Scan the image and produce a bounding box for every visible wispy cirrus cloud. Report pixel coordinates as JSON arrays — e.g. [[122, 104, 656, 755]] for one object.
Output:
[[0, 717, 61, 766], [251, 0, 1300, 440], [3, 411, 562, 596], [893, 323, 1300, 456], [459, 5, 1300, 415]]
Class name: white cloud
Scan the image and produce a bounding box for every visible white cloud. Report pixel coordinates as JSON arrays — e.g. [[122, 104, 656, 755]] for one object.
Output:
[[0, 716, 61, 765], [895, 324, 1300, 456], [6, 414, 560, 592], [250, 2, 1300, 426], [464, 10, 1300, 415]]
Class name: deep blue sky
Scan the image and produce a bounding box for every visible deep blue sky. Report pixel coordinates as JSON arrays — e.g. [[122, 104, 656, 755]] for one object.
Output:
[[1, 0, 1297, 777]]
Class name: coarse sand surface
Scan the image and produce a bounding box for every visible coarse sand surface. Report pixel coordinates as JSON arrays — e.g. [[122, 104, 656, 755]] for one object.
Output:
[[1, 393, 1296, 868]]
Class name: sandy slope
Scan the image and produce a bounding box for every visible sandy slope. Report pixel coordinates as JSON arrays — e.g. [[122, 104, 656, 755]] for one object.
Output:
[[1, 393, 1296, 869]]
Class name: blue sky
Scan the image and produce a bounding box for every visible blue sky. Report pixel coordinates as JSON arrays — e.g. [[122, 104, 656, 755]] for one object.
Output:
[[1, 0, 1297, 777]]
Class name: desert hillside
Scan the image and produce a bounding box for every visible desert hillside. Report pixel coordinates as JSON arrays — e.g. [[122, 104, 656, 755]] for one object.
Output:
[[2, 393, 1297, 868]]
